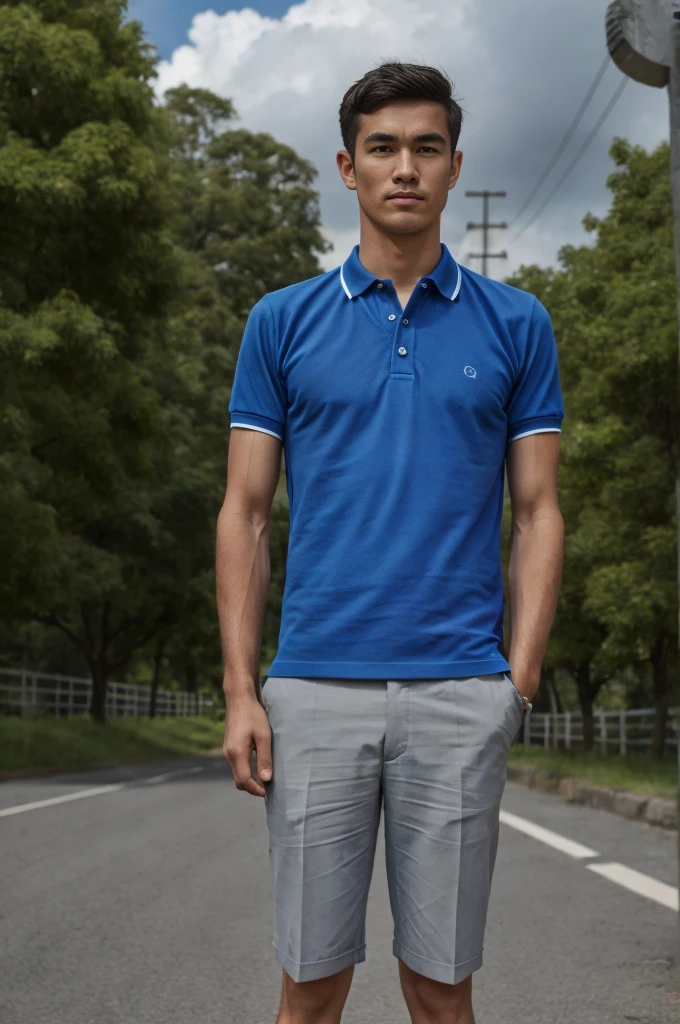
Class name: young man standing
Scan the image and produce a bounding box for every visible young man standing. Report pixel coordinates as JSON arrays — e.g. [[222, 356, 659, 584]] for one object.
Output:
[[217, 61, 564, 1024]]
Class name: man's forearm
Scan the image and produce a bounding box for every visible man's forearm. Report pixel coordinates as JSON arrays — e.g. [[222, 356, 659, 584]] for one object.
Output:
[[507, 507, 564, 693], [216, 507, 271, 705]]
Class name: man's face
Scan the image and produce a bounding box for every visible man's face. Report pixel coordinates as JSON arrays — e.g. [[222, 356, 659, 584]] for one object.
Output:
[[337, 99, 462, 235]]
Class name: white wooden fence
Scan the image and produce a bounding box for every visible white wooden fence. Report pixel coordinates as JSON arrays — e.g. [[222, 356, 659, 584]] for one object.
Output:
[[1, 668, 675, 750], [520, 705, 680, 754], [0, 668, 214, 718]]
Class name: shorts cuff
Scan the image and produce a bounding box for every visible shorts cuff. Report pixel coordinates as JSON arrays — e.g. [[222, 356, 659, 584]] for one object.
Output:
[[273, 941, 366, 982], [393, 940, 483, 985]]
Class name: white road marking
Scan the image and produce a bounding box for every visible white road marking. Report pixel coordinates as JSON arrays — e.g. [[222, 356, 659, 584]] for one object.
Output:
[[501, 809, 679, 912], [500, 810, 599, 858], [0, 784, 125, 818], [587, 862, 679, 911], [0, 764, 209, 818]]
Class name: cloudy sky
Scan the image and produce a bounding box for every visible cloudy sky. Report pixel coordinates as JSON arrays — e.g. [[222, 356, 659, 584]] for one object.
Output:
[[127, 0, 669, 280]]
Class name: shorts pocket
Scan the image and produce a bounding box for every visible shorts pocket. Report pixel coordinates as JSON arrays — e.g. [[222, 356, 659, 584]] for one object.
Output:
[[503, 672, 526, 714]]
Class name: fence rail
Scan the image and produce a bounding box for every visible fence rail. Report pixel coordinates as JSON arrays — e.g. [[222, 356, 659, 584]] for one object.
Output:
[[0, 669, 214, 718], [521, 705, 680, 755], [1, 669, 676, 748]]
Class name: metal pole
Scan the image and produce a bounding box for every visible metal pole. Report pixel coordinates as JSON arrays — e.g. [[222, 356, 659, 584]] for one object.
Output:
[[482, 192, 489, 277], [670, 11, 680, 935]]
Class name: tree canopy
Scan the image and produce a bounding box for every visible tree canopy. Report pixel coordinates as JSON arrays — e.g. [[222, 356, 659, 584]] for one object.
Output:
[[507, 137, 676, 754]]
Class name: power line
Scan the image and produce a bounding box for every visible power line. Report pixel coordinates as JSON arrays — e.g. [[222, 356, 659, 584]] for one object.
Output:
[[511, 54, 612, 230], [510, 75, 629, 245]]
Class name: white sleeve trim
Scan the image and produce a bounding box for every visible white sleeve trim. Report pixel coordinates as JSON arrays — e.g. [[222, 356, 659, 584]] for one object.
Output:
[[508, 427, 561, 443], [230, 422, 283, 441]]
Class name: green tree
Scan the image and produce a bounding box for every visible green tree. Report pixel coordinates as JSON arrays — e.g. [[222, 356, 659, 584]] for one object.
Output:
[[507, 138, 677, 757], [157, 85, 329, 682], [0, 0, 179, 719]]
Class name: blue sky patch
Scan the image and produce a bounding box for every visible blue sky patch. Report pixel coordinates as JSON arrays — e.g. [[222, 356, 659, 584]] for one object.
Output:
[[127, 0, 291, 60]]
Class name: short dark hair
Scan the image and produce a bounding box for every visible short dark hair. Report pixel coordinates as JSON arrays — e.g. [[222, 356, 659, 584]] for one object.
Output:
[[339, 60, 464, 162]]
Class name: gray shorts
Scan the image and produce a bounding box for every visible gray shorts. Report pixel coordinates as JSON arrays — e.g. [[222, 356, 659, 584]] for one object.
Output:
[[259, 672, 524, 985]]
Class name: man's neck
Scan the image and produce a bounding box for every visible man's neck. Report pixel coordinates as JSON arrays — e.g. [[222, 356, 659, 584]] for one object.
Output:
[[357, 218, 442, 297]]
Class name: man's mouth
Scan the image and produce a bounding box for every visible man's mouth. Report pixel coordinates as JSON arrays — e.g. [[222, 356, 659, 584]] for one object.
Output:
[[388, 193, 424, 206]]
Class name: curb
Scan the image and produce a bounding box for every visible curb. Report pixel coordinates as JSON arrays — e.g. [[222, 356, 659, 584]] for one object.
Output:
[[506, 765, 677, 831]]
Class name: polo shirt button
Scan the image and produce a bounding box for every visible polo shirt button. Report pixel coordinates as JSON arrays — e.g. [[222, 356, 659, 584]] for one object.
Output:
[[420, 282, 428, 289], [377, 282, 384, 289], [388, 313, 396, 321], [398, 346, 407, 356], [402, 318, 409, 325]]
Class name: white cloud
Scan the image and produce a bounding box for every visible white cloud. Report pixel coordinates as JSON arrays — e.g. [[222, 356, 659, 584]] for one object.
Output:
[[155, 0, 669, 279]]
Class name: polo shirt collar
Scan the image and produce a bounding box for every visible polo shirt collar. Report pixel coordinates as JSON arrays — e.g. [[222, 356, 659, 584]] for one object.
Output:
[[340, 243, 462, 302]]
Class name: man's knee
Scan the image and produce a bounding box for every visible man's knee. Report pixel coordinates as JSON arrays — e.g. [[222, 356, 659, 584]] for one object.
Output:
[[398, 960, 474, 1023], [278, 963, 354, 1023]]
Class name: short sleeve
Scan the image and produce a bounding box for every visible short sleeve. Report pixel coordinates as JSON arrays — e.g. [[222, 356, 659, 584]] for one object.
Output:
[[506, 298, 564, 445], [228, 296, 286, 441]]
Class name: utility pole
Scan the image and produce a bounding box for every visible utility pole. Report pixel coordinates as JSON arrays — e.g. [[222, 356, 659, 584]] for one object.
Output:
[[465, 190, 508, 276], [606, 0, 680, 915]]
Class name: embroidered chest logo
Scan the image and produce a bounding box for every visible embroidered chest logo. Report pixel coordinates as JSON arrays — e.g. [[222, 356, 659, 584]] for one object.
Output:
[[463, 365, 477, 378]]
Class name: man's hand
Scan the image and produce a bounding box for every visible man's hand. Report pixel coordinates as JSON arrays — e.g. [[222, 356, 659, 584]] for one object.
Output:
[[223, 696, 273, 798], [508, 665, 541, 704]]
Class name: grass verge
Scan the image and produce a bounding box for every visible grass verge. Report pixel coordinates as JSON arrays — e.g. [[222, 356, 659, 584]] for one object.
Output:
[[0, 714, 225, 776], [508, 744, 677, 801]]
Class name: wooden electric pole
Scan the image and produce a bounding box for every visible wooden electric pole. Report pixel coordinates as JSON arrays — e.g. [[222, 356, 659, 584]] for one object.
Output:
[[465, 190, 508, 276]]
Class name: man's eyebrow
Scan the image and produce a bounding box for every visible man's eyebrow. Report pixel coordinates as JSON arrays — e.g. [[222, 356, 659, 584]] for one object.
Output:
[[414, 132, 447, 145], [362, 132, 397, 144], [362, 131, 447, 146]]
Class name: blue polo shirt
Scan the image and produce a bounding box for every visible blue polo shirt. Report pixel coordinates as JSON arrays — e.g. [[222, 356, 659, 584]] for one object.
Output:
[[229, 243, 564, 679]]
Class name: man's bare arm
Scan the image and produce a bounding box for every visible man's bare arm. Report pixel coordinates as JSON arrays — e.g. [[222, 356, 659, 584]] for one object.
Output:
[[505, 431, 564, 702], [216, 426, 282, 796]]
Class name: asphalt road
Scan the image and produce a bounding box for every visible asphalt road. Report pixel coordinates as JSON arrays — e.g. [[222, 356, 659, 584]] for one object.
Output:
[[2, 755, 680, 1024]]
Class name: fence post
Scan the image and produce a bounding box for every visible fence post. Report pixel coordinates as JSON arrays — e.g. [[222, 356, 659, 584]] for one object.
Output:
[[600, 709, 607, 756], [620, 710, 626, 757], [20, 671, 27, 713], [544, 714, 550, 750], [566, 712, 571, 750], [68, 678, 74, 717]]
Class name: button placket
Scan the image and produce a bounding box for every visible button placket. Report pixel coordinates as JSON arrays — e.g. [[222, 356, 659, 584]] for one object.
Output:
[[385, 277, 429, 377], [390, 312, 414, 375]]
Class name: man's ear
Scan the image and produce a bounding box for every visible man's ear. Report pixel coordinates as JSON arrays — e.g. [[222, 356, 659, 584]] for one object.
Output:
[[449, 150, 463, 190], [336, 149, 357, 192]]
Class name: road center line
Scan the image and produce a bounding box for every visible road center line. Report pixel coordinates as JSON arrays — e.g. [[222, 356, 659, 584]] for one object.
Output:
[[0, 765, 209, 818], [500, 809, 599, 858], [587, 861, 679, 911], [500, 809, 679, 911], [0, 784, 126, 818]]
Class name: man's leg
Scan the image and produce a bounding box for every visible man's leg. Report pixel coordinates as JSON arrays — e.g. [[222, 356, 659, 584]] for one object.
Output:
[[383, 674, 524, 1022], [398, 961, 475, 1024], [275, 964, 355, 1024], [261, 676, 384, 1001]]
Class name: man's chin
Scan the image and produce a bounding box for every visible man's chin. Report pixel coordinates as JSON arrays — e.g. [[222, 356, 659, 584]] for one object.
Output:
[[378, 212, 433, 235]]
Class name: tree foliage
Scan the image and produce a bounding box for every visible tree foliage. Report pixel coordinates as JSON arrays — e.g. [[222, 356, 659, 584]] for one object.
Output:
[[0, 3, 326, 719], [507, 138, 677, 755]]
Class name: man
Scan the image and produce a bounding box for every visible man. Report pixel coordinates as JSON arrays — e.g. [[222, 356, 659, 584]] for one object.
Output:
[[217, 60, 564, 1024]]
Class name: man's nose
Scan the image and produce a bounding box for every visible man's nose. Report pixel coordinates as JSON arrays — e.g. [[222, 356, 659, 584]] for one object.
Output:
[[392, 150, 419, 182]]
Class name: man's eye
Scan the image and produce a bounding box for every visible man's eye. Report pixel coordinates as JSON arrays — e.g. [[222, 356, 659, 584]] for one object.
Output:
[[418, 146, 437, 153], [373, 145, 391, 152]]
